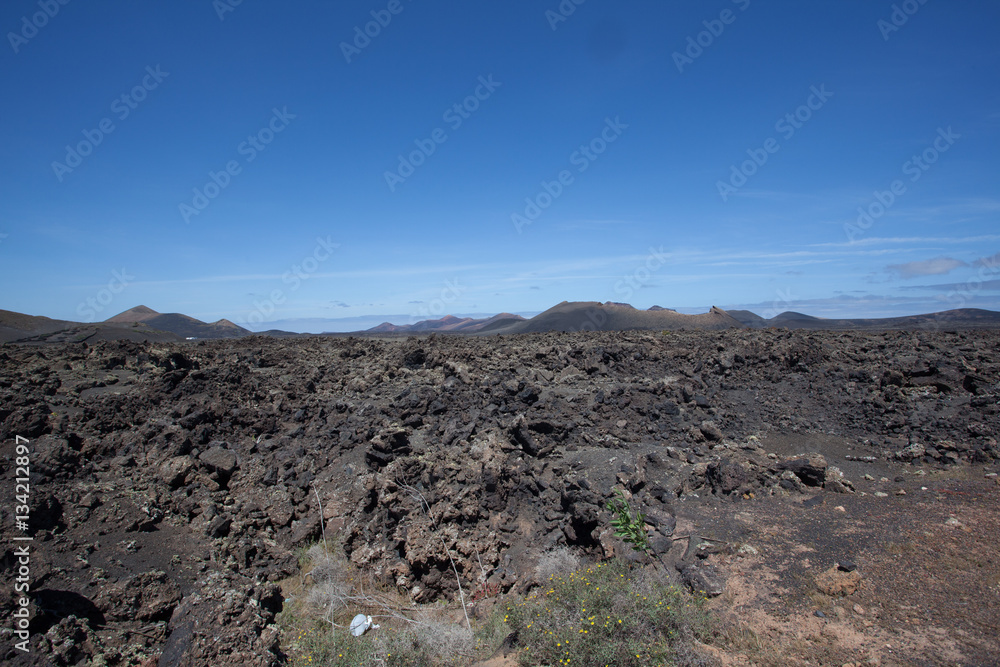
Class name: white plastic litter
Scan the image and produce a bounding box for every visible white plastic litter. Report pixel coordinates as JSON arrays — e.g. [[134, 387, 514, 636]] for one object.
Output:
[[350, 614, 380, 636]]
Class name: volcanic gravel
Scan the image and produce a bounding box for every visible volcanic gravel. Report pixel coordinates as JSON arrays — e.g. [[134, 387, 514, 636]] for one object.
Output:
[[1, 328, 998, 665]]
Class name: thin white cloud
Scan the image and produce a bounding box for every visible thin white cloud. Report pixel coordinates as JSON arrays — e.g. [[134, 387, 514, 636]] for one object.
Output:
[[886, 257, 967, 279], [718, 189, 822, 202], [902, 279, 1000, 292], [811, 235, 1000, 248], [553, 219, 638, 231], [127, 263, 504, 287]]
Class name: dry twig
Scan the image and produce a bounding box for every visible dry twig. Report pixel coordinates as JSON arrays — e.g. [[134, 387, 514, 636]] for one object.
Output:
[[398, 480, 473, 632]]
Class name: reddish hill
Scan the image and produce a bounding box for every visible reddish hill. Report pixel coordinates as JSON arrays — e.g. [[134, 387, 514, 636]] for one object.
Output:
[[105, 305, 160, 323], [364, 313, 527, 334]]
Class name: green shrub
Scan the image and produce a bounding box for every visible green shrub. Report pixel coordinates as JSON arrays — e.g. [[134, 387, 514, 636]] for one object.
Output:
[[503, 559, 710, 667], [284, 621, 481, 666]]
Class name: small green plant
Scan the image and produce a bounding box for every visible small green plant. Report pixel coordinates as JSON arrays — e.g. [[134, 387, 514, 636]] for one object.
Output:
[[606, 490, 649, 554]]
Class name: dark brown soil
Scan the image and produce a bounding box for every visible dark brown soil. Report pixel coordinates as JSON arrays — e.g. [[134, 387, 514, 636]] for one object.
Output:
[[692, 467, 1000, 666]]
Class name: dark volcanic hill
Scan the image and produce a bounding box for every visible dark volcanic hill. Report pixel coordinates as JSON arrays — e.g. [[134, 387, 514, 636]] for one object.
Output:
[[738, 307, 1000, 331], [491, 301, 744, 334], [0, 309, 77, 343], [0, 306, 251, 344], [725, 309, 767, 327], [107, 306, 251, 339], [0, 309, 182, 344]]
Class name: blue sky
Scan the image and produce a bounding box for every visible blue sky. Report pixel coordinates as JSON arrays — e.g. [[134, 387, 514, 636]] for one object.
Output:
[[2, 0, 999, 332]]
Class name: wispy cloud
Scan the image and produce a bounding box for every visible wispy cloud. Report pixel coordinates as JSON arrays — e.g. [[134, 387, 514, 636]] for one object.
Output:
[[886, 257, 967, 279], [128, 263, 503, 287], [888, 198, 1000, 222], [553, 219, 637, 232], [811, 235, 1000, 249], [717, 189, 824, 203], [902, 279, 1000, 292]]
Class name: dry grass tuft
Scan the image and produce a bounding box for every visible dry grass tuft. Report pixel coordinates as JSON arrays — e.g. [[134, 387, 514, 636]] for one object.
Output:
[[534, 547, 581, 582]]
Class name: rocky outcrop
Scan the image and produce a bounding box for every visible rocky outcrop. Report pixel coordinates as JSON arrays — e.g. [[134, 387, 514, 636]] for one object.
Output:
[[0, 328, 996, 662]]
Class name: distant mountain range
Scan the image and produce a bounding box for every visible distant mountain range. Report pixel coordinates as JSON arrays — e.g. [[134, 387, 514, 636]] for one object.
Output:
[[392, 302, 743, 335], [0, 306, 249, 344], [359, 301, 1000, 334], [725, 308, 1000, 330], [367, 312, 527, 334], [106, 305, 249, 339], [2, 302, 1000, 344]]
